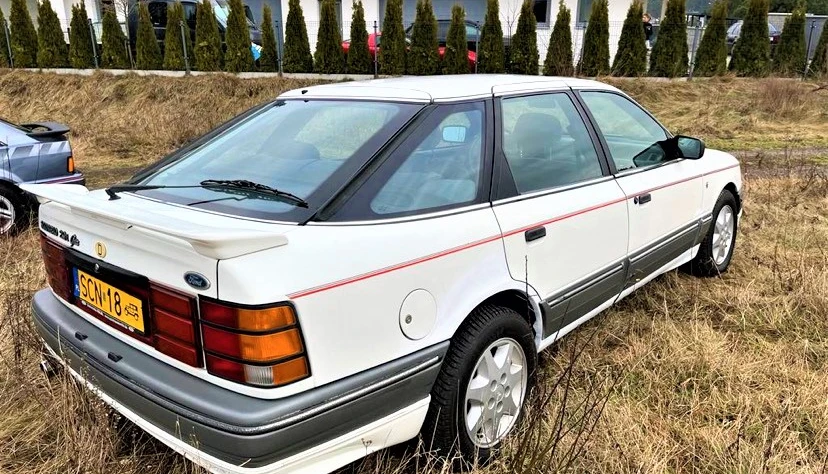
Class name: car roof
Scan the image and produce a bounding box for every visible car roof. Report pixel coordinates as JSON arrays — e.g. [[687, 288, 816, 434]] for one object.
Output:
[[278, 75, 619, 103]]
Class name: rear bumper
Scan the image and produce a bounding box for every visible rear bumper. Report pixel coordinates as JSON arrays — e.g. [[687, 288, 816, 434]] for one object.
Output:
[[32, 289, 446, 472]]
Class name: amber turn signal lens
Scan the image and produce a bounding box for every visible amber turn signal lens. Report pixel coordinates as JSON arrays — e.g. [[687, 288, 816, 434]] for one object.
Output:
[[200, 300, 296, 332], [67, 156, 75, 173]]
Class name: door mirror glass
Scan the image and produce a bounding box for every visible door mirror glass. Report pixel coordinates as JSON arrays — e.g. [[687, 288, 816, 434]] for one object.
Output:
[[676, 136, 705, 159], [442, 125, 468, 143]]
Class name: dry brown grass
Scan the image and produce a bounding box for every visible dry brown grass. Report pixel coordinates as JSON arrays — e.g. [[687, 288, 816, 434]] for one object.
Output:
[[1, 72, 828, 474]]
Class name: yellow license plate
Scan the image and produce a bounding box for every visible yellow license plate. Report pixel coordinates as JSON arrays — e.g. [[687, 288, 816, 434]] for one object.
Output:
[[73, 268, 145, 333]]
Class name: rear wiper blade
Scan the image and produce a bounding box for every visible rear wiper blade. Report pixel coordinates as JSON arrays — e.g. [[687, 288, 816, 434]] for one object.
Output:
[[200, 179, 309, 208]]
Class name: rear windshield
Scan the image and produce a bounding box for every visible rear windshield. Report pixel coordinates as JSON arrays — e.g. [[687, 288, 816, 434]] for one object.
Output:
[[133, 99, 421, 222]]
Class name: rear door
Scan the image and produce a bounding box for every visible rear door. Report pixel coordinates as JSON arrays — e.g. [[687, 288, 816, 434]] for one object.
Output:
[[577, 90, 705, 287], [491, 85, 628, 340]]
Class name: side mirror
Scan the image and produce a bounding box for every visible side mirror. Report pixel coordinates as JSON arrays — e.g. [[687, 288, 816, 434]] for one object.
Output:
[[442, 125, 468, 144], [676, 136, 705, 159]]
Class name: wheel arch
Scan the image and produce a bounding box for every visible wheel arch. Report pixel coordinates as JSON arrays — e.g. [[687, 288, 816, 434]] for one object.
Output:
[[723, 182, 741, 212], [452, 287, 544, 350]]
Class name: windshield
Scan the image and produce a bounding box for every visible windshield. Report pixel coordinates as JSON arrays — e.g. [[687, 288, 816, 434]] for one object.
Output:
[[133, 100, 421, 222], [212, 0, 256, 27]]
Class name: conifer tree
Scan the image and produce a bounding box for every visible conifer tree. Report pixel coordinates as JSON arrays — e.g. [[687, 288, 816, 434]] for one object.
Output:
[[443, 3, 468, 74], [9, 0, 38, 68], [0, 8, 10, 67], [163, 2, 190, 69], [314, 0, 344, 72], [478, 0, 505, 73], [809, 17, 828, 77], [380, 0, 405, 74], [69, 2, 94, 68], [693, 0, 728, 76], [509, 0, 538, 74], [729, 0, 770, 76], [37, 0, 67, 68], [225, 0, 253, 71], [543, 0, 573, 76], [612, 0, 646, 76], [259, 4, 278, 71], [577, 0, 609, 76], [649, 0, 688, 77], [135, 2, 162, 69], [772, 0, 806, 75], [100, 8, 129, 68], [408, 0, 438, 74], [283, 0, 313, 72], [195, 0, 222, 70], [347, 1, 372, 73]]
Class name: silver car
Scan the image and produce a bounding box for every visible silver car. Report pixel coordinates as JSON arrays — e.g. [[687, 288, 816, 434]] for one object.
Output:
[[0, 119, 84, 235]]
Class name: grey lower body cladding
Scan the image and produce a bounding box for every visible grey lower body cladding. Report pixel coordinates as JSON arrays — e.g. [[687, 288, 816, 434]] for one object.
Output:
[[32, 289, 446, 468]]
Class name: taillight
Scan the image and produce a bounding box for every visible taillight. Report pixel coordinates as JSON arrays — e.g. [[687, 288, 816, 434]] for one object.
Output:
[[40, 233, 71, 300], [200, 299, 310, 387], [150, 285, 201, 367]]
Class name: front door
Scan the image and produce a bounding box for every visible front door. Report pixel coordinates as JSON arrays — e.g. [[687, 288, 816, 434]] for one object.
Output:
[[578, 90, 705, 287], [491, 89, 628, 339]]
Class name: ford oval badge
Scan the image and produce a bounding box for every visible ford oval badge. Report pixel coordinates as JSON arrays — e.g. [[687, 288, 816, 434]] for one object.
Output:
[[184, 272, 211, 290]]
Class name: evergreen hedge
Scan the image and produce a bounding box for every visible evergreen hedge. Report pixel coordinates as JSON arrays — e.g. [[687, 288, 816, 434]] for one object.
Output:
[[135, 2, 162, 69], [10, 0, 38, 68], [772, 0, 806, 75], [809, 18, 828, 77], [314, 0, 344, 73], [37, 0, 67, 68], [509, 0, 538, 74], [163, 2, 190, 70], [225, 0, 253, 72], [195, 0, 222, 71], [0, 8, 9, 67], [347, 1, 372, 73], [443, 3, 468, 74], [577, 0, 609, 76], [283, 0, 313, 72], [259, 4, 278, 71], [69, 2, 94, 68], [478, 0, 505, 73], [543, 0, 573, 76], [612, 0, 646, 76], [649, 0, 688, 77], [693, 0, 728, 76], [100, 8, 129, 68], [380, 0, 406, 74], [729, 0, 770, 76], [408, 0, 439, 75]]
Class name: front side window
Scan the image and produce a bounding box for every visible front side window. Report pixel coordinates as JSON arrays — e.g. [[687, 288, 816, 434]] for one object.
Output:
[[580, 91, 669, 172], [331, 102, 486, 220], [135, 100, 421, 222], [501, 93, 603, 194]]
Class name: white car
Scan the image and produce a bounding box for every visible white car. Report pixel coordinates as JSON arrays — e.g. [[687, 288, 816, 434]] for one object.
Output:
[[26, 75, 741, 474]]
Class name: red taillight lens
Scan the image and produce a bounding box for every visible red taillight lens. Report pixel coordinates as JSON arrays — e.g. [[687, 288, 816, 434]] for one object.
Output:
[[200, 299, 310, 387], [150, 284, 201, 367], [40, 233, 71, 300]]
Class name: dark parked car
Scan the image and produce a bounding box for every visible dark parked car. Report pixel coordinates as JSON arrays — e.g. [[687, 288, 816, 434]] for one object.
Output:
[[726, 20, 781, 54], [127, 0, 262, 50], [0, 119, 84, 236]]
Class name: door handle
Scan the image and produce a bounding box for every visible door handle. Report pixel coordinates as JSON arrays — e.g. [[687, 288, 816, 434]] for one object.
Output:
[[634, 193, 652, 205], [525, 226, 546, 242]]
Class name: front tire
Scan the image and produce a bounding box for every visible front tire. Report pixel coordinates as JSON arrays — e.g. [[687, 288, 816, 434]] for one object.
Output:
[[688, 189, 738, 276], [422, 305, 536, 464], [0, 186, 27, 237]]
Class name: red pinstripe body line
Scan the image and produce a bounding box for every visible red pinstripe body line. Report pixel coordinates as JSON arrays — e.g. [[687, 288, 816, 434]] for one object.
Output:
[[287, 163, 740, 299]]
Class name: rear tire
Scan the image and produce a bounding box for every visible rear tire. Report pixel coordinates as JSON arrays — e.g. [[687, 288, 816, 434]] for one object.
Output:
[[421, 305, 536, 465], [688, 189, 738, 276], [0, 186, 27, 237]]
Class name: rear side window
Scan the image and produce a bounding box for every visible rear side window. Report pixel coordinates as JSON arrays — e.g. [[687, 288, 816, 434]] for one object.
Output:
[[330, 101, 486, 220], [580, 91, 668, 171], [501, 93, 603, 193]]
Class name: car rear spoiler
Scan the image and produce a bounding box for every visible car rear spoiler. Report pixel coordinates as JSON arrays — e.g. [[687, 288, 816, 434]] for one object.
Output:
[[19, 184, 290, 260], [22, 122, 70, 138]]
